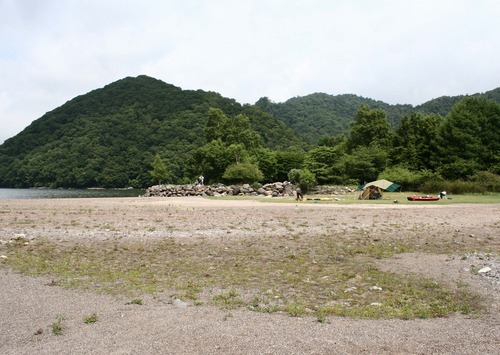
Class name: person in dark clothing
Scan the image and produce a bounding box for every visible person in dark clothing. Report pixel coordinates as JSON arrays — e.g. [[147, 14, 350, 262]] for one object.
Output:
[[295, 187, 303, 201]]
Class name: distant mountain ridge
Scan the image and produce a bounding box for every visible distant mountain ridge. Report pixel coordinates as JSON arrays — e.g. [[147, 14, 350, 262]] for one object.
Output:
[[257, 87, 500, 143]]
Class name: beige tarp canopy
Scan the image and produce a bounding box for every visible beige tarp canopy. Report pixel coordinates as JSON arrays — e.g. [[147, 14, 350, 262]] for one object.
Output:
[[358, 179, 401, 200]]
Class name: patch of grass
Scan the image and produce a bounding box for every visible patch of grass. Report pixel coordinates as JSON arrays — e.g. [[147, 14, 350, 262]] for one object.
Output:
[[213, 289, 245, 309], [222, 312, 233, 321], [2, 229, 488, 320], [51, 315, 65, 336], [84, 313, 98, 324], [285, 298, 308, 317], [126, 298, 143, 305]]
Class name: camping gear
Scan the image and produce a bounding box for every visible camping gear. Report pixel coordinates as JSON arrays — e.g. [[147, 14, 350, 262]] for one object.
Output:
[[407, 195, 440, 201], [358, 179, 401, 200]]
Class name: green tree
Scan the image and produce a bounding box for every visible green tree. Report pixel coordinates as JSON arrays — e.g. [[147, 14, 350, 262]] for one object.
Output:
[[436, 97, 500, 178], [190, 139, 233, 183], [253, 148, 278, 182], [224, 114, 261, 150], [342, 145, 389, 183], [391, 112, 442, 170], [275, 150, 305, 182], [222, 162, 264, 184], [149, 154, 169, 184], [303, 145, 347, 184], [287, 168, 317, 192], [227, 143, 249, 164], [348, 105, 392, 151], [298, 169, 317, 192], [205, 108, 228, 142]]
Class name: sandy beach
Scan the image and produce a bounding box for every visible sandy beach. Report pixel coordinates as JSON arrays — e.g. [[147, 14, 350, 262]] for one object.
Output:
[[1, 197, 499, 354]]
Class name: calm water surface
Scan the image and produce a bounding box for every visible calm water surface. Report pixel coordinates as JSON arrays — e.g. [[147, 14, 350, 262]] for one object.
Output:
[[0, 188, 145, 200]]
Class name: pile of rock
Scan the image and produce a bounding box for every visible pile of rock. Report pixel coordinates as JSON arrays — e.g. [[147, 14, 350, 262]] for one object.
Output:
[[142, 182, 295, 198], [143, 182, 355, 198]]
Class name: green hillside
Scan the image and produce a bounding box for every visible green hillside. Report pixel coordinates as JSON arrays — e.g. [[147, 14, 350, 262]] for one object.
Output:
[[256, 88, 500, 144], [0, 76, 305, 188], [1, 75, 499, 189]]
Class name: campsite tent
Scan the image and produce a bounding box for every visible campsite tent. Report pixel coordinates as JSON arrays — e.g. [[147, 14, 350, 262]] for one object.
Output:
[[359, 179, 401, 200]]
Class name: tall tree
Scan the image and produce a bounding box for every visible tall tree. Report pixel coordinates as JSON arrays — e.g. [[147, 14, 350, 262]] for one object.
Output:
[[204, 108, 228, 142], [149, 154, 169, 184], [303, 145, 347, 184], [253, 148, 278, 182], [189, 139, 233, 183], [436, 97, 500, 178], [391, 112, 442, 170], [342, 145, 389, 183], [348, 105, 392, 152], [224, 114, 261, 150]]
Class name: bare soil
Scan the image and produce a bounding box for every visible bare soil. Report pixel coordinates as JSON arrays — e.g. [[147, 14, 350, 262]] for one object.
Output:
[[1, 197, 499, 354]]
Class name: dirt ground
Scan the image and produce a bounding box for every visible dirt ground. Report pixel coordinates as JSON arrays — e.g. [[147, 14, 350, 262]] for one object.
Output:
[[0, 196, 499, 354]]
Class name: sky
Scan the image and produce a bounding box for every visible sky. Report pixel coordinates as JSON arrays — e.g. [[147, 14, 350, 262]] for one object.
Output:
[[1, 0, 500, 143]]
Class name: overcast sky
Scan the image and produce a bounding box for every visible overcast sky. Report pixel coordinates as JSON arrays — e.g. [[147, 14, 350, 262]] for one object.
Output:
[[1, 0, 499, 143]]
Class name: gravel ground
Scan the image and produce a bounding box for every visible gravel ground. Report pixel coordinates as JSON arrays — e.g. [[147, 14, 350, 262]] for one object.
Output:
[[1, 197, 499, 354]]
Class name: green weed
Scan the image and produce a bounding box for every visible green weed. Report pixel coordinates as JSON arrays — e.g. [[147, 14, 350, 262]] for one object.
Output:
[[51, 315, 65, 336], [84, 313, 98, 324]]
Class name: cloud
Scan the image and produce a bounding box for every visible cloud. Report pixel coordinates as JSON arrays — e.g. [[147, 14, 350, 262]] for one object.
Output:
[[1, 0, 500, 143]]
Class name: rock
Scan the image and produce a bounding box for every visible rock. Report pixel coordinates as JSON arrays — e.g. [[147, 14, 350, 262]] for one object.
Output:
[[478, 267, 492, 273], [369, 286, 382, 291], [142, 183, 358, 199], [172, 298, 188, 308]]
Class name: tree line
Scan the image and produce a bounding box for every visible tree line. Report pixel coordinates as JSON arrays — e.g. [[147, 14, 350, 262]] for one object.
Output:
[[156, 96, 499, 192]]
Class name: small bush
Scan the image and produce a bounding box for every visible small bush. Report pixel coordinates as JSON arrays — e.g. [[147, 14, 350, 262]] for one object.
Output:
[[287, 168, 317, 192], [287, 169, 302, 184], [84, 313, 98, 324], [470, 171, 500, 192], [51, 315, 65, 336], [126, 298, 143, 305], [379, 167, 443, 191], [222, 163, 264, 184], [285, 299, 308, 317], [213, 289, 244, 309]]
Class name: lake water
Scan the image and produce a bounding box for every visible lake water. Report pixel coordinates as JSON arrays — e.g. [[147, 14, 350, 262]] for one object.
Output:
[[0, 188, 145, 200]]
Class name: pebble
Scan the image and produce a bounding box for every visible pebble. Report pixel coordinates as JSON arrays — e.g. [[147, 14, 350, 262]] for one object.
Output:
[[173, 298, 188, 308], [478, 267, 492, 273]]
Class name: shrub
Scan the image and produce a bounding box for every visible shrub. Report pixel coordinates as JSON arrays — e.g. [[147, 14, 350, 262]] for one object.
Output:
[[378, 166, 445, 191], [470, 171, 500, 192], [287, 169, 317, 192], [287, 169, 302, 184], [378, 166, 420, 190], [298, 169, 317, 192], [222, 163, 264, 184]]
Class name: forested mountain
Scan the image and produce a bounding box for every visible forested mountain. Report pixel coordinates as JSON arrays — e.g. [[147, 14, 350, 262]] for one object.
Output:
[[0, 75, 498, 189], [256, 88, 500, 144], [0, 76, 305, 188], [256, 94, 413, 144]]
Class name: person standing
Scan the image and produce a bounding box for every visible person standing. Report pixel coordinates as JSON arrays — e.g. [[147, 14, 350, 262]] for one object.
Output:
[[199, 174, 204, 186], [295, 187, 303, 201]]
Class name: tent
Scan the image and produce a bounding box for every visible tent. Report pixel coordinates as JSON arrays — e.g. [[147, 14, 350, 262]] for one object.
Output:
[[358, 179, 401, 200]]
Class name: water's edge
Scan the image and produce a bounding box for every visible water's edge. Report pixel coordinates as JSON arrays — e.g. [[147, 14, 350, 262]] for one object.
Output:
[[0, 188, 145, 200]]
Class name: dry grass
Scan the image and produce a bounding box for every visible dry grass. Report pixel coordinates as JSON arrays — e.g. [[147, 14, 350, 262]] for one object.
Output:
[[3, 227, 487, 319]]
